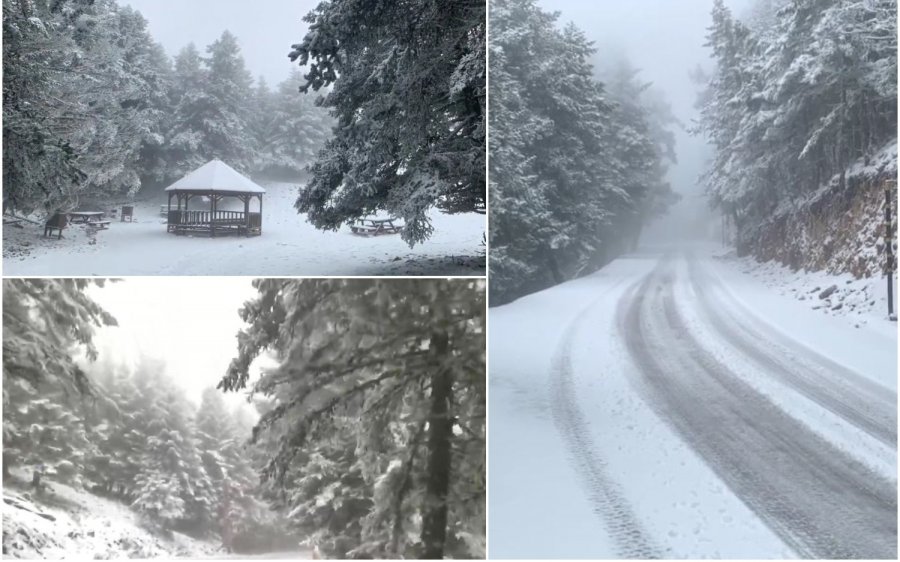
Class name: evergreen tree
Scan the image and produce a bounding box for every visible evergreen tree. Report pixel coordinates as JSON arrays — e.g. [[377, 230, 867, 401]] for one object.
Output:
[[86, 364, 147, 500], [694, 0, 897, 250], [488, 0, 677, 304], [251, 69, 334, 179], [202, 30, 257, 172], [164, 33, 257, 177], [288, 0, 486, 244], [130, 362, 215, 532], [2, 279, 115, 478], [220, 279, 486, 558], [2, 0, 172, 213], [2, 379, 98, 487]]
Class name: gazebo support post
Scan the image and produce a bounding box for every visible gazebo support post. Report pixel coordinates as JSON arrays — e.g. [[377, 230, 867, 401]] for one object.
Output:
[[259, 195, 263, 235], [210, 193, 216, 238], [243, 195, 250, 236]]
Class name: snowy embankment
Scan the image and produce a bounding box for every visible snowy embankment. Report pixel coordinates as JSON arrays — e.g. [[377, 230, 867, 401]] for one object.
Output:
[[2, 470, 220, 559], [722, 248, 897, 334], [489, 245, 896, 559], [2, 182, 485, 276]]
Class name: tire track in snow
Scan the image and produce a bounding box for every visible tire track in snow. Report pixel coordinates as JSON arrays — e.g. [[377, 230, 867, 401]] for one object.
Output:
[[618, 259, 897, 559], [686, 254, 897, 448], [549, 279, 661, 559]]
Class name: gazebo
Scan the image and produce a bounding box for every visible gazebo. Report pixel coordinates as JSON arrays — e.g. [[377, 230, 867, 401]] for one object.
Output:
[[164, 159, 265, 237]]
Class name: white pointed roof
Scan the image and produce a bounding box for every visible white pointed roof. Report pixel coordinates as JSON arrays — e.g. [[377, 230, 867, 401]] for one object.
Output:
[[164, 160, 266, 193]]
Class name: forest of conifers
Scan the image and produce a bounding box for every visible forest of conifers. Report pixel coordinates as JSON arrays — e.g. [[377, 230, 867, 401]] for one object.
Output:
[[489, 0, 898, 304], [695, 0, 897, 253], [3, 0, 332, 216], [2, 279, 486, 558]]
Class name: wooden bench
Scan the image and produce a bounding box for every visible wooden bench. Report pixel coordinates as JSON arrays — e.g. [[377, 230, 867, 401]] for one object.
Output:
[[43, 213, 68, 239], [87, 220, 111, 230]]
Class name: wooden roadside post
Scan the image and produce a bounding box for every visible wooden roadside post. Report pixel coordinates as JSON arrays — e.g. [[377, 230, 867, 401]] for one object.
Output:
[[886, 179, 896, 321]]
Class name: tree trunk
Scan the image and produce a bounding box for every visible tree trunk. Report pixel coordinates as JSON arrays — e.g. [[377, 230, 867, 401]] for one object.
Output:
[[545, 250, 564, 285], [421, 332, 453, 559]]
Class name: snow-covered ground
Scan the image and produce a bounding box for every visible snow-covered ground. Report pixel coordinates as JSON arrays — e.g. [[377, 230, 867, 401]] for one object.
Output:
[[2, 182, 485, 276], [722, 248, 897, 333], [489, 244, 897, 559], [2, 469, 221, 559], [2, 469, 313, 559]]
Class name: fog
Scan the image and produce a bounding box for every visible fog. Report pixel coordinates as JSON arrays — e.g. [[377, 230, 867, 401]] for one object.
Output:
[[538, 0, 756, 241], [87, 278, 270, 408], [119, 0, 317, 85]]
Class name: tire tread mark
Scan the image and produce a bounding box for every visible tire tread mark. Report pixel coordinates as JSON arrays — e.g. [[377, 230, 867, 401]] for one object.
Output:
[[617, 260, 897, 559], [686, 255, 897, 447], [549, 288, 662, 559]]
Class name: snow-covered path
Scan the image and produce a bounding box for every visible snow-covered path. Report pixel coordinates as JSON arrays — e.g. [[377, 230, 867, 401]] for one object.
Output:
[[489, 247, 897, 559]]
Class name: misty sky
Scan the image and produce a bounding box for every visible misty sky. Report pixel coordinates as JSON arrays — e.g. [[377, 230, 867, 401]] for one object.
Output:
[[538, 0, 754, 198], [119, 0, 318, 86], [537, 0, 755, 240], [87, 278, 271, 408]]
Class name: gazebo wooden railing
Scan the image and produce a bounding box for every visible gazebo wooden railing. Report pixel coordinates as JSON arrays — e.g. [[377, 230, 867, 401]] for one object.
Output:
[[167, 209, 262, 236]]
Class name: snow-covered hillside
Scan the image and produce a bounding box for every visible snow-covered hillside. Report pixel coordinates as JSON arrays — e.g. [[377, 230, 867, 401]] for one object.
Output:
[[2, 470, 221, 559]]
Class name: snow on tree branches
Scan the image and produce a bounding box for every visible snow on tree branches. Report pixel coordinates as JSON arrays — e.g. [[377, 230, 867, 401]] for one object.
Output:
[[287, 0, 486, 245]]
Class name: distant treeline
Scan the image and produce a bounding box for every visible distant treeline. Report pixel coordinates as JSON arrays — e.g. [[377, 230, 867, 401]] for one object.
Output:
[[3, 0, 333, 215]]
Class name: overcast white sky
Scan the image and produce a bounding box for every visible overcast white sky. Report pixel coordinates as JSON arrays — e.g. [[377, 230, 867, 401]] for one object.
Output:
[[536, 0, 756, 240], [118, 0, 318, 86], [537, 0, 755, 197], [87, 278, 269, 408]]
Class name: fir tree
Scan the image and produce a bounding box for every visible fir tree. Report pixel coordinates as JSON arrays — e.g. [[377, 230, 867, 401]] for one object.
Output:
[[220, 279, 486, 558], [287, 0, 486, 244]]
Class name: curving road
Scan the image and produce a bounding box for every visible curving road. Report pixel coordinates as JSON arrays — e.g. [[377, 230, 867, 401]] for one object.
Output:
[[610, 254, 897, 559]]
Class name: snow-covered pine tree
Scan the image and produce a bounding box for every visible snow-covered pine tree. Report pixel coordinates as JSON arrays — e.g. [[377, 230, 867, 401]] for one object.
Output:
[[287, 0, 486, 244], [2, 379, 99, 487], [3, 0, 97, 213], [130, 362, 215, 532], [2, 279, 115, 479], [219, 279, 486, 558], [249, 77, 280, 174], [85, 364, 148, 500], [3, 0, 173, 213], [201, 31, 257, 172], [164, 32, 257, 178], [251, 69, 334, 179], [195, 387, 259, 541], [694, 0, 897, 250], [489, 0, 677, 304], [164, 43, 211, 180], [70, 2, 172, 200]]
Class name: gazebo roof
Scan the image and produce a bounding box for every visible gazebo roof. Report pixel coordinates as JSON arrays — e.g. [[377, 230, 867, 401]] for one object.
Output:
[[164, 160, 266, 194]]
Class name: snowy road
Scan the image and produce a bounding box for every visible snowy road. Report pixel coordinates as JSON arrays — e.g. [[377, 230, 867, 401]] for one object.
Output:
[[490, 248, 897, 559]]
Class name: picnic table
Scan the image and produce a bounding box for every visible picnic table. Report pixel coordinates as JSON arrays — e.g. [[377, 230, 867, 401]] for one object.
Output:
[[42, 211, 110, 238], [350, 218, 403, 236], [68, 211, 111, 229]]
